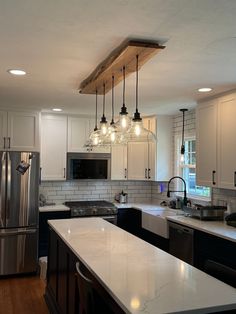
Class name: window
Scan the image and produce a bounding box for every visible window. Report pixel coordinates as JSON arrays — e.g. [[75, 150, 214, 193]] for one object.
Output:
[[177, 138, 211, 199]]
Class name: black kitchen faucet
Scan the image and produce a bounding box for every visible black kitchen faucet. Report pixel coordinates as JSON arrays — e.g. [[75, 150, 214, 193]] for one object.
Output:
[[167, 176, 187, 206]]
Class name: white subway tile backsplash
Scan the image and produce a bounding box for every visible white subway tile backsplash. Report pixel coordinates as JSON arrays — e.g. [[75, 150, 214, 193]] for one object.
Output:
[[40, 180, 152, 203]]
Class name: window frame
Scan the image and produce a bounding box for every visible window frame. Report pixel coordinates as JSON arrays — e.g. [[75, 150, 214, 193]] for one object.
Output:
[[175, 135, 211, 201]]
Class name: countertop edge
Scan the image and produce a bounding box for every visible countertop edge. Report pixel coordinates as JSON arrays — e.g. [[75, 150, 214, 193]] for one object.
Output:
[[167, 216, 236, 243]]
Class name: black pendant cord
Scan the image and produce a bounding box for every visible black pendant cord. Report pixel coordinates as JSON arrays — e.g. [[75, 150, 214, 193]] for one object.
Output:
[[94, 90, 98, 131], [133, 54, 141, 121], [123, 66, 125, 107], [182, 110, 185, 147], [180, 109, 188, 154], [111, 76, 115, 125], [100, 83, 107, 123], [136, 55, 138, 113], [103, 83, 105, 117], [120, 66, 128, 115]]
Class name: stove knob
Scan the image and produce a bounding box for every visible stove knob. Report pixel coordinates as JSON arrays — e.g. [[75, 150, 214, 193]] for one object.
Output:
[[79, 209, 84, 215], [92, 208, 98, 214], [107, 208, 111, 213]]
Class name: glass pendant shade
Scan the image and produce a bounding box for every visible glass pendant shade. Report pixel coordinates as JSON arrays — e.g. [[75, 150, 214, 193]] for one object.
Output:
[[119, 113, 130, 130], [126, 119, 156, 142], [125, 54, 156, 143], [99, 83, 108, 136], [100, 119, 108, 135], [116, 66, 131, 132]]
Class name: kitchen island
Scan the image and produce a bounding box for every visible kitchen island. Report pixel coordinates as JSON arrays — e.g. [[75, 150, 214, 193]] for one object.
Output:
[[46, 217, 236, 314]]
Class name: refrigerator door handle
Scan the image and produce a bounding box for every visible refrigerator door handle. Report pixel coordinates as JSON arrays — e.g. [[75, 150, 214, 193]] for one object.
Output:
[[0, 152, 7, 227], [0, 228, 37, 237], [6, 152, 11, 220]]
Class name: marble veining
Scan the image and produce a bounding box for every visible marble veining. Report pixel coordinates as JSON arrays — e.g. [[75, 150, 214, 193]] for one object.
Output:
[[48, 218, 236, 314]]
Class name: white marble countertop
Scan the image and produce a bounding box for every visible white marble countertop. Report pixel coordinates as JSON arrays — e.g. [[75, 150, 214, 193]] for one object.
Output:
[[48, 217, 236, 314], [167, 215, 236, 243], [39, 204, 70, 212]]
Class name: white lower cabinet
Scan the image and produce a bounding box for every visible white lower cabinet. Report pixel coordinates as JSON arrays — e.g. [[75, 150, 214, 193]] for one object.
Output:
[[41, 114, 67, 181], [111, 145, 127, 180]]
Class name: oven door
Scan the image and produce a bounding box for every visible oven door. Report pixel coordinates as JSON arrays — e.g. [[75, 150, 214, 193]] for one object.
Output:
[[102, 215, 117, 225]]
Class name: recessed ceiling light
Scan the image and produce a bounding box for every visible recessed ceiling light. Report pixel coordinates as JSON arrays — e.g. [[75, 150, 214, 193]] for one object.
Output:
[[52, 108, 62, 112], [198, 87, 212, 92], [7, 69, 26, 76]]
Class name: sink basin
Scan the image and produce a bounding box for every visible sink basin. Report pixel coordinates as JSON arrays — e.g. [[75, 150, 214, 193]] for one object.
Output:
[[141, 209, 183, 239]]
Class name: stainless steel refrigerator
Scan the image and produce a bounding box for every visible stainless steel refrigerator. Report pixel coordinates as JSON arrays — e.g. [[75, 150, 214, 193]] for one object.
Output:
[[0, 151, 39, 276]]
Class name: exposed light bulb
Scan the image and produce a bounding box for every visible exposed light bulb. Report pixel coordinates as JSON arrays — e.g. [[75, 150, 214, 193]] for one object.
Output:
[[134, 124, 141, 136], [101, 123, 107, 135], [121, 115, 128, 129], [93, 136, 99, 146], [110, 131, 116, 142], [180, 154, 185, 163]]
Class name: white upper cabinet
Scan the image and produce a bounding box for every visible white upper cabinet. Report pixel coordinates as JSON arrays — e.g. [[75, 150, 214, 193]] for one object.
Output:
[[196, 99, 218, 187], [155, 116, 172, 181], [67, 116, 110, 153], [111, 145, 127, 180], [217, 94, 236, 189], [0, 111, 7, 149], [0, 110, 40, 151], [196, 92, 236, 190], [143, 116, 156, 135], [127, 142, 149, 180], [41, 114, 67, 181], [67, 117, 90, 152]]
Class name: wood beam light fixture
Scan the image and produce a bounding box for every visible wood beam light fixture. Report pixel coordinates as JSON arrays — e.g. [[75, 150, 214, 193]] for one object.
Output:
[[79, 40, 165, 95]]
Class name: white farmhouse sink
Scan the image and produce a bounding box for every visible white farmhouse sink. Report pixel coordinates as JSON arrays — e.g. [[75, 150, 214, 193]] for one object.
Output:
[[142, 209, 182, 239]]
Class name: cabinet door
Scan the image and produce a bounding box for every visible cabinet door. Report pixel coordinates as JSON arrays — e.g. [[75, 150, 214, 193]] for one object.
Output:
[[111, 145, 127, 180], [196, 100, 217, 187], [143, 116, 156, 135], [68, 116, 90, 152], [0, 111, 7, 149], [127, 142, 148, 180], [41, 114, 67, 180], [148, 141, 156, 180], [7, 111, 40, 151], [218, 95, 236, 189]]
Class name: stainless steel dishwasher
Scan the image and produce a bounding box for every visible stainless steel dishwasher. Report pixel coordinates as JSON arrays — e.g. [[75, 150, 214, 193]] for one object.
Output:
[[169, 222, 194, 265]]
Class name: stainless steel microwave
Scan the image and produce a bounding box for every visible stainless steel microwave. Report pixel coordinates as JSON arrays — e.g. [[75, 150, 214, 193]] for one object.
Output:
[[67, 153, 111, 180]]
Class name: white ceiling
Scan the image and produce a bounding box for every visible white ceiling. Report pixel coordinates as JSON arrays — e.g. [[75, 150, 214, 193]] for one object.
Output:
[[1, 0, 236, 116]]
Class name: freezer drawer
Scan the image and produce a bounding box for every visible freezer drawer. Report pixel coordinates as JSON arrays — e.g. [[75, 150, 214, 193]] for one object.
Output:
[[0, 228, 38, 276]]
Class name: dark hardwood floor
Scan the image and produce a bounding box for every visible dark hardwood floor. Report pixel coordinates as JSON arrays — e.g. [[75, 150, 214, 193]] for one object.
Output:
[[0, 275, 49, 314]]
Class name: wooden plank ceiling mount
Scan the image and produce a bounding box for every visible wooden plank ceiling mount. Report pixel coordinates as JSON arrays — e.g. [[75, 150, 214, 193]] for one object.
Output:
[[79, 40, 165, 95]]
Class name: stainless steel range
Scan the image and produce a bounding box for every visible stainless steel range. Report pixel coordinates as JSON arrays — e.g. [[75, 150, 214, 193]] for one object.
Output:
[[64, 200, 118, 224]]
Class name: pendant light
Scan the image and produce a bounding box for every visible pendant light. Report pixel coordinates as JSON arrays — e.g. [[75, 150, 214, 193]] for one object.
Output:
[[100, 83, 108, 135], [180, 108, 188, 163], [126, 55, 156, 142], [117, 66, 131, 130], [108, 75, 117, 143], [89, 90, 102, 146]]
